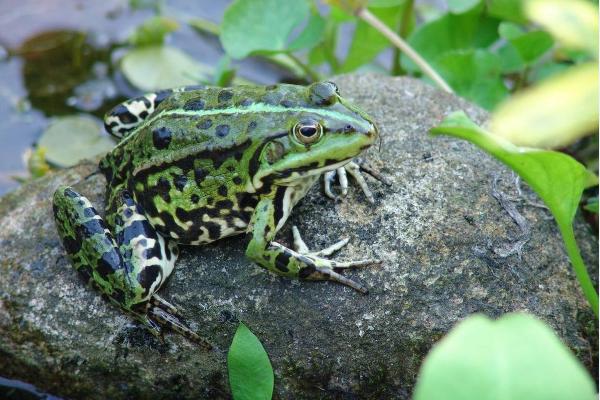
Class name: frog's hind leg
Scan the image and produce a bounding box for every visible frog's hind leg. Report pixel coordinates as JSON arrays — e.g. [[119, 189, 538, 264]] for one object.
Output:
[[53, 186, 207, 345], [110, 190, 212, 346]]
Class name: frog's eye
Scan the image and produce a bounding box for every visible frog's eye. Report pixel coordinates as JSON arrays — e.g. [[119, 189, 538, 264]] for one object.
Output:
[[308, 82, 339, 106], [293, 120, 323, 145]]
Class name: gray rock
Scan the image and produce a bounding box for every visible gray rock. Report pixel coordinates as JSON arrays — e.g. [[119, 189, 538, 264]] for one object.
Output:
[[0, 74, 597, 399]]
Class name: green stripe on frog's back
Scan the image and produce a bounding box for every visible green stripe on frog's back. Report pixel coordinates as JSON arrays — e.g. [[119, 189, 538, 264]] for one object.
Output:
[[112, 84, 366, 145], [115, 103, 372, 150]]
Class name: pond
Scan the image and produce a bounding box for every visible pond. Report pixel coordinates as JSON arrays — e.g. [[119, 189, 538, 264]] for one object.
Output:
[[0, 0, 289, 195]]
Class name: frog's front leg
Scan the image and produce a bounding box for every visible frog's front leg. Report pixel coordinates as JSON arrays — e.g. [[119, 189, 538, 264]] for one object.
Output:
[[245, 198, 379, 293], [324, 158, 390, 203], [53, 187, 209, 347]]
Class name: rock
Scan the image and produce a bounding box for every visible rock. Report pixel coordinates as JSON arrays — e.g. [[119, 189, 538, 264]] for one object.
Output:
[[0, 74, 597, 399]]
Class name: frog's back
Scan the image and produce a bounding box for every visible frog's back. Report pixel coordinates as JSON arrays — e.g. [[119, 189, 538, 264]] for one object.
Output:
[[101, 84, 313, 244]]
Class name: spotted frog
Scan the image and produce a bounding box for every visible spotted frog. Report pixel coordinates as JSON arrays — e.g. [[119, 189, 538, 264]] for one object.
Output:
[[53, 82, 386, 344]]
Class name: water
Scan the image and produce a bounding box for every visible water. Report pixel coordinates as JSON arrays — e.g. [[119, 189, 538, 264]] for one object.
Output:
[[0, 0, 287, 195], [0, 376, 62, 400]]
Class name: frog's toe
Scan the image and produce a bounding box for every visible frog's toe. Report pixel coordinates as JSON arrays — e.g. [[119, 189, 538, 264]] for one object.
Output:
[[300, 265, 371, 294], [150, 294, 183, 318], [352, 157, 391, 186], [344, 161, 375, 204], [322, 159, 389, 204], [148, 305, 213, 350], [292, 225, 349, 256]]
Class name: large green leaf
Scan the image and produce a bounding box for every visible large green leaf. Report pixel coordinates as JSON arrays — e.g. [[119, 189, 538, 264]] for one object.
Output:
[[431, 112, 599, 316], [220, 0, 311, 59], [487, 0, 526, 24], [413, 314, 596, 400], [121, 46, 210, 91], [401, 6, 498, 72], [498, 22, 554, 65], [434, 49, 508, 109], [341, 5, 405, 72], [288, 11, 326, 51], [447, 0, 481, 14], [38, 115, 114, 168], [228, 323, 274, 400]]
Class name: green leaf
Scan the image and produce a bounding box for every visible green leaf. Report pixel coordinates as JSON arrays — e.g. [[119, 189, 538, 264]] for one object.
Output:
[[228, 323, 274, 400], [434, 49, 508, 109], [325, 0, 368, 13], [487, 0, 526, 24], [496, 42, 525, 73], [510, 30, 553, 63], [525, 0, 598, 57], [341, 5, 404, 72], [498, 21, 524, 39], [121, 46, 210, 91], [308, 17, 340, 70], [447, 0, 481, 14], [220, 0, 310, 59], [368, 0, 405, 7], [498, 22, 554, 65], [584, 197, 598, 213], [288, 11, 326, 51], [38, 115, 114, 168], [490, 63, 598, 148], [431, 112, 599, 316], [413, 313, 596, 400], [129, 16, 179, 47], [401, 6, 499, 72]]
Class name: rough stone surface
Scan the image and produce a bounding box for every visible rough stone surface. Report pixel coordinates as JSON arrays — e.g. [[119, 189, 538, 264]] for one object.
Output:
[[0, 74, 597, 399]]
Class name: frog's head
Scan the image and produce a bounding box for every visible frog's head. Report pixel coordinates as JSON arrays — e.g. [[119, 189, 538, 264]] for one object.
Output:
[[255, 81, 378, 186]]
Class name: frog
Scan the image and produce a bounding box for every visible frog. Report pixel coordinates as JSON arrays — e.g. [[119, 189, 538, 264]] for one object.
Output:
[[52, 81, 386, 345]]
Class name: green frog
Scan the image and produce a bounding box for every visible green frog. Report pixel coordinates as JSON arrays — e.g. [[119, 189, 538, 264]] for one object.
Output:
[[53, 81, 386, 345]]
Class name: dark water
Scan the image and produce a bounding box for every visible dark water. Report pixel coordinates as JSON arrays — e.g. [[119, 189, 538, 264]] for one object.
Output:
[[0, 377, 62, 400], [0, 0, 288, 195]]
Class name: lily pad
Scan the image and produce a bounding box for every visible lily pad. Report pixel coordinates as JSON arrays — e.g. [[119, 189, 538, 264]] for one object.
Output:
[[121, 45, 210, 91], [38, 115, 114, 168]]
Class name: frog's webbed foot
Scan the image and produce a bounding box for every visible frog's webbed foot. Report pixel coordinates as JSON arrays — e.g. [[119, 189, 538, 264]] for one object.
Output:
[[272, 226, 381, 294], [144, 299, 213, 350], [324, 158, 390, 204]]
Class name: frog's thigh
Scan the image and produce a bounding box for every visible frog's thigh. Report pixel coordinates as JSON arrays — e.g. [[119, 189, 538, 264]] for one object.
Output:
[[53, 186, 132, 304], [52, 187, 177, 309], [112, 190, 179, 304]]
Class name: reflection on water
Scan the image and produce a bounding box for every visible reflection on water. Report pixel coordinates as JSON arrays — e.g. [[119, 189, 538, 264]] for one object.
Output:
[[0, 376, 62, 400]]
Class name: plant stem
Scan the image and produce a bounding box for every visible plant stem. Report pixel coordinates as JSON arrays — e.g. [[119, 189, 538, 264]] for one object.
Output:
[[285, 53, 322, 82], [558, 221, 599, 318], [357, 7, 453, 93]]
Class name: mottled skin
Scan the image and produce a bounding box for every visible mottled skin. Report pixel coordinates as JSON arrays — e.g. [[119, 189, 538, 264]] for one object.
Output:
[[53, 82, 384, 343]]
